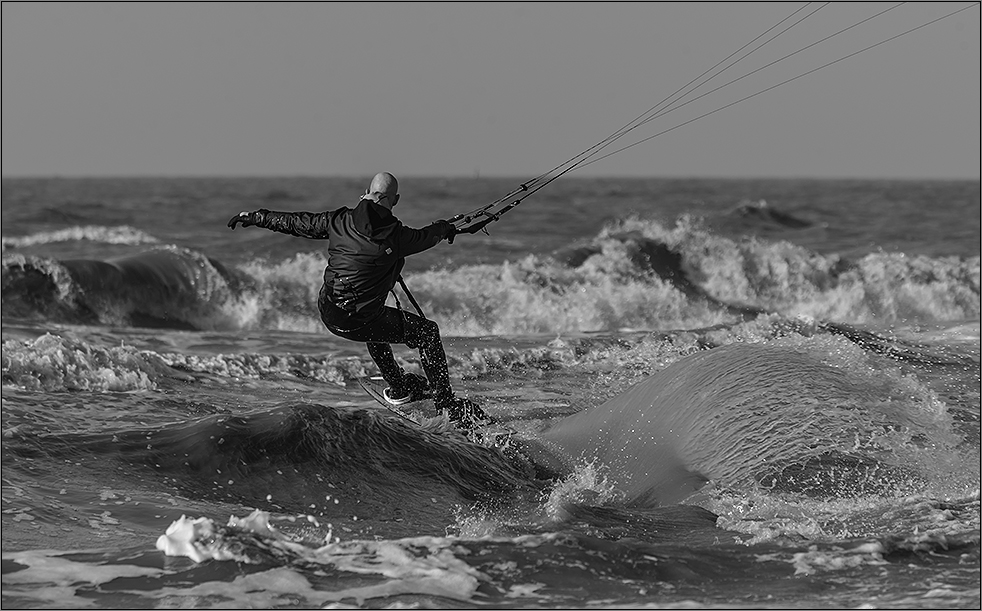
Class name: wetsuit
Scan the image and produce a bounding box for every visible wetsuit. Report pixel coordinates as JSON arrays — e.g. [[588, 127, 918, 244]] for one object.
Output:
[[246, 198, 459, 409]]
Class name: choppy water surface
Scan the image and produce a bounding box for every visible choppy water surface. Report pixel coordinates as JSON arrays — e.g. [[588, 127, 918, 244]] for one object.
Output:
[[2, 176, 979, 608]]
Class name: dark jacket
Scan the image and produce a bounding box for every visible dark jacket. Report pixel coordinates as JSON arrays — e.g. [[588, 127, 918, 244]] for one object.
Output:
[[252, 199, 447, 317]]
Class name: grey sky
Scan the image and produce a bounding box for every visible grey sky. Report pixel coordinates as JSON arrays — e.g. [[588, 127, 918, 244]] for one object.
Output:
[[2, 2, 979, 179]]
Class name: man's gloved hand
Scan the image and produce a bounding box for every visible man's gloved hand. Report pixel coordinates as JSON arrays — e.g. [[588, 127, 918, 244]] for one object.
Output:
[[228, 210, 258, 230], [432, 220, 457, 244]]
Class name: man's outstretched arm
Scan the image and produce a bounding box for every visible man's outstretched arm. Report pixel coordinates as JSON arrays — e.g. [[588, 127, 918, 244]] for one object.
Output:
[[228, 209, 331, 239], [393, 220, 457, 257]]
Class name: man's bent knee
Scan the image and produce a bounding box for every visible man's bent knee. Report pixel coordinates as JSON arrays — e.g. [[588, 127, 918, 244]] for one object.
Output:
[[407, 317, 441, 349]]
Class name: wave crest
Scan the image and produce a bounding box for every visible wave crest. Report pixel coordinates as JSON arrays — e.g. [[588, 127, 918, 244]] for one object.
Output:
[[3, 217, 977, 334], [1, 333, 175, 391], [1, 225, 160, 249]]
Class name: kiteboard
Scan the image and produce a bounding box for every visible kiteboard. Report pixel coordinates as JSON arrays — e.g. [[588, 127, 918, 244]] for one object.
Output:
[[357, 375, 517, 449]]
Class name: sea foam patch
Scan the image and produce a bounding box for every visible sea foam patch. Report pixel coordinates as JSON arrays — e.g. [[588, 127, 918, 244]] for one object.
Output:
[[156, 510, 489, 604]]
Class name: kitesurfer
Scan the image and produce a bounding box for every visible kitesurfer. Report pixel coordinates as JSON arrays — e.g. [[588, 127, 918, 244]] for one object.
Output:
[[227, 172, 488, 428]]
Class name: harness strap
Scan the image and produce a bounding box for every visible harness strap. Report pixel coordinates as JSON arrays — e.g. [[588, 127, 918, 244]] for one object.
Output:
[[391, 276, 427, 351], [396, 276, 427, 319]]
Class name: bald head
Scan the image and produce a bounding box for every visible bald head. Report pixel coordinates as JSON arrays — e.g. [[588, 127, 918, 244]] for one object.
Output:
[[367, 172, 399, 202]]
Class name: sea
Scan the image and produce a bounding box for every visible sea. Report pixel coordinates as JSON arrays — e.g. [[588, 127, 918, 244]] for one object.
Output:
[[1, 175, 979, 609]]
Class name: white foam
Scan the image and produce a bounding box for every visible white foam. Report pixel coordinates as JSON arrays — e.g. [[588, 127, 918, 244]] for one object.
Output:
[[1, 225, 160, 248], [2, 549, 164, 607], [156, 510, 490, 604]]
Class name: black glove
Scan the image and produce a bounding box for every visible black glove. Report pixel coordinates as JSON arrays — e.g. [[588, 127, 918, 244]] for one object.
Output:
[[433, 220, 457, 244], [228, 210, 259, 230]]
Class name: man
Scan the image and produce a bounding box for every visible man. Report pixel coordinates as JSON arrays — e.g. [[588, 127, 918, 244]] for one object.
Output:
[[227, 172, 487, 428]]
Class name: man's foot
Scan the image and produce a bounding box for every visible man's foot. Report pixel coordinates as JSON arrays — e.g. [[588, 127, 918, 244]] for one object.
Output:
[[439, 396, 493, 430], [383, 372, 430, 406]]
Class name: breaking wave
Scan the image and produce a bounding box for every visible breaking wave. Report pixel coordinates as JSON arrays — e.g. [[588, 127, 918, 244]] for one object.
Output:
[[2, 217, 978, 335]]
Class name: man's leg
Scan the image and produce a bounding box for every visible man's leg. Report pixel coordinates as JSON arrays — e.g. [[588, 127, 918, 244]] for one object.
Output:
[[401, 312, 490, 424], [322, 303, 441, 398], [401, 313, 454, 407], [321, 300, 410, 391], [365, 342, 405, 388], [321, 300, 481, 420]]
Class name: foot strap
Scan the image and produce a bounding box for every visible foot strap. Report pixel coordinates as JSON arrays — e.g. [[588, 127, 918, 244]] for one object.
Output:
[[382, 387, 415, 406]]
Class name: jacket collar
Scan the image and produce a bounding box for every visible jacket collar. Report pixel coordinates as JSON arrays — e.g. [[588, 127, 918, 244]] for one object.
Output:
[[352, 198, 398, 241]]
